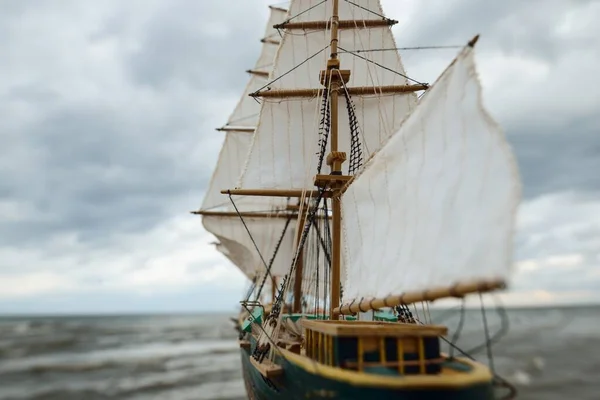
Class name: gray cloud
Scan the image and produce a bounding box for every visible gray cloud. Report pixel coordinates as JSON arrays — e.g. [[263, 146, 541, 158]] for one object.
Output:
[[125, 0, 263, 91], [0, 0, 599, 309], [388, 0, 600, 199], [0, 0, 268, 253]]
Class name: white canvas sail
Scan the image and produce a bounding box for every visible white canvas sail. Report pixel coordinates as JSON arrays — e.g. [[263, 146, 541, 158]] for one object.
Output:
[[200, 6, 293, 280], [239, 0, 419, 190], [341, 46, 521, 303], [222, 6, 287, 130], [203, 215, 296, 279], [201, 131, 254, 212]]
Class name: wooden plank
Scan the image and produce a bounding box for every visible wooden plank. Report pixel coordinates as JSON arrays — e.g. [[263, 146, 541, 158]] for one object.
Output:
[[300, 319, 448, 338], [249, 357, 283, 378]]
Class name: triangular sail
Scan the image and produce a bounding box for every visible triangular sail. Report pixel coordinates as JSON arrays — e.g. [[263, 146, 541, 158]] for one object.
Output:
[[341, 46, 521, 303], [238, 0, 419, 190]]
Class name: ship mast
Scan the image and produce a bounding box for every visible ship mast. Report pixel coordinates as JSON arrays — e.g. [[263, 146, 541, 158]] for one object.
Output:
[[326, 0, 343, 319], [223, 1, 428, 317]]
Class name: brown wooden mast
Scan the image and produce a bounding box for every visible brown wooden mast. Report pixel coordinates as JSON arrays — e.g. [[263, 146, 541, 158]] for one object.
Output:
[[219, 2, 429, 319], [326, 0, 343, 320]]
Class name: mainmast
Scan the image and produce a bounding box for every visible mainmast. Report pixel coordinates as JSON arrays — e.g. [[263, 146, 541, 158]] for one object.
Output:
[[324, 0, 343, 319], [229, 0, 425, 317]]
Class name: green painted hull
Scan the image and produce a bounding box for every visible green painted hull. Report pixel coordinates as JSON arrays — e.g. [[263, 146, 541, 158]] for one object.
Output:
[[240, 347, 495, 400]]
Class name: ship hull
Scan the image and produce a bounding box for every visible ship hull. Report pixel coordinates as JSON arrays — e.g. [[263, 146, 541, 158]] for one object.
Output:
[[240, 346, 495, 400]]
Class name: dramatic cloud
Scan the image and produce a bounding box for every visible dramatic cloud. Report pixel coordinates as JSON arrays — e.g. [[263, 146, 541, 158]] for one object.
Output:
[[1, 0, 598, 313]]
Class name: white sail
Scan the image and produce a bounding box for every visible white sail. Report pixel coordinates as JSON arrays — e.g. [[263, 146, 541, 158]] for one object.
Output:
[[203, 215, 296, 279], [222, 6, 287, 129], [255, 6, 287, 72], [200, 6, 293, 280], [201, 131, 254, 211], [239, 0, 418, 190], [341, 46, 521, 302]]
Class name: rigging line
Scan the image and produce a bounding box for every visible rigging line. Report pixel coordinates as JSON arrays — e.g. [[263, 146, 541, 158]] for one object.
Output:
[[342, 0, 391, 20], [323, 198, 332, 313], [279, 0, 328, 24], [310, 218, 332, 265], [438, 334, 517, 400], [411, 313, 517, 400], [253, 214, 295, 302], [278, 191, 326, 304], [339, 45, 463, 53], [240, 303, 286, 358], [251, 45, 330, 95], [227, 192, 272, 280], [244, 276, 258, 303], [465, 294, 510, 355], [448, 298, 466, 359], [338, 46, 428, 86], [480, 293, 496, 374]]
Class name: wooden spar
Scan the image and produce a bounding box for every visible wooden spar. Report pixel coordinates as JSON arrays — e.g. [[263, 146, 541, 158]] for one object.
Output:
[[274, 19, 396, 30], [221, 189, 330, 198], [250, 84, 428, 99], [246, 69, 269, 77], [293, 204, 308, 313], [333, 279, 507, 315], [268, 5, 287, 13], [261, 38, 280, 45], [328, 0, 342, 320], [215, 126, 255, 133], [191, 210, 296, 219]]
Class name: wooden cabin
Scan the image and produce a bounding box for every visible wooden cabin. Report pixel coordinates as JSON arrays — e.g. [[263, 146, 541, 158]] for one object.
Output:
[[301, 319, 448, 375]]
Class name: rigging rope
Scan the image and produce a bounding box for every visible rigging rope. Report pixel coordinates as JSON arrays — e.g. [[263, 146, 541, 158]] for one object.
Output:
[[342, 87, 363, 175], [270, 190, 327, 321], [227, 192, 271, 280], [250, 45, 330, 96], [252, 213, 295, 302], [278, 0, 328, 25], [339, 45, 463, 54], [449, 298, 466, 359], [338, 46, 428, 87], [343, 0, 392, 21], [316, 88, 331, 174]]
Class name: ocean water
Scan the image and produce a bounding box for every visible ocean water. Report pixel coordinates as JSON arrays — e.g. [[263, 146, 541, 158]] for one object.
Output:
[[0, 306, 598, 400]]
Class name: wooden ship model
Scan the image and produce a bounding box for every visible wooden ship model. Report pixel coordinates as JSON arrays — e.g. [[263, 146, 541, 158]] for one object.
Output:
[[195, 1, 522, 399]]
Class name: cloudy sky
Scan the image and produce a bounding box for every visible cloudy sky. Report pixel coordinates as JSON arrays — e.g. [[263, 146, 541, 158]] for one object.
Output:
[[1, 0, 598, 314]]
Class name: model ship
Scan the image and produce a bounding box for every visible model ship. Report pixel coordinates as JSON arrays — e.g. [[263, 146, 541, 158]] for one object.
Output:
[[195, 1, 522, 399]]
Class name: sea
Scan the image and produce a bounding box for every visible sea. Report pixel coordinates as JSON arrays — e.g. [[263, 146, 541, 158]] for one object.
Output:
[[0, 305, 598, 400]]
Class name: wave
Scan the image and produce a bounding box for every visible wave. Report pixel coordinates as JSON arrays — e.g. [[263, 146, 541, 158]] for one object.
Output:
[[0, 361, 244, 400], [0, 339, 238, 375]]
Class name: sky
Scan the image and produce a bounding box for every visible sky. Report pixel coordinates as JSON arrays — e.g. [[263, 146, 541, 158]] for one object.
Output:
[[1, 0, 599, 314]]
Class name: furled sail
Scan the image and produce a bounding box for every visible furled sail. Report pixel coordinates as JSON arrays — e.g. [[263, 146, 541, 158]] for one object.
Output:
[[341, 45, 521, 303], [238, 0, 419, 190], [199, 6, 293, 281]]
